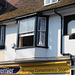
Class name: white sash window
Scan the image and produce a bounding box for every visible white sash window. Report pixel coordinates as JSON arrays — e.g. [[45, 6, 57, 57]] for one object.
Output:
[[44, 0, 61, 5]]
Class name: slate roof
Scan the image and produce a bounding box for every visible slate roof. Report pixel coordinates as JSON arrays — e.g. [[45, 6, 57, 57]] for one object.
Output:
[[0, 0, 75, 21]]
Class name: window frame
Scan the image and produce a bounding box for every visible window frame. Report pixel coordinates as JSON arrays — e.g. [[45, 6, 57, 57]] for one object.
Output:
[[44, 0, 60, 5], [35, 15, 49, 48], [17, 15, 49, 49], [0, 25, 6, 49], [17, 16, 36, 48], [64, 14, 75, 35]]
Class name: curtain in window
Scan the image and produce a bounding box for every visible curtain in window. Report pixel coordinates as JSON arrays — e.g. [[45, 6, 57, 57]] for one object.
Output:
[[37, 17, 46, 46], [19, 17, 35, 33]]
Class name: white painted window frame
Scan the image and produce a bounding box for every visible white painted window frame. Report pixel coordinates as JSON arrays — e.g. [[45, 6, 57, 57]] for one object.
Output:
[[44, 0, 60, 5], [18, 17, 35, 47]]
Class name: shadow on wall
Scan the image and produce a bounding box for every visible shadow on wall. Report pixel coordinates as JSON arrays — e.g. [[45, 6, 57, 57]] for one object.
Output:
[[0, 0, 5, 7]]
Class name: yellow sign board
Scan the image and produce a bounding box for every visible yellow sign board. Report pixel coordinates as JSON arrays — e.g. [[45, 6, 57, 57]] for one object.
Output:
[[0, 61, 70, 74]]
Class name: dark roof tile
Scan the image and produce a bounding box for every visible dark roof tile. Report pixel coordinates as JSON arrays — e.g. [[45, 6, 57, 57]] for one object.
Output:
[[0, 0, 75, 21]]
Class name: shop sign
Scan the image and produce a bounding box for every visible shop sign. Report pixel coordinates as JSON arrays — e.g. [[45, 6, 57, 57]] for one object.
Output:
[[0, 61, 70, 74], [0, 66, 20, 74]]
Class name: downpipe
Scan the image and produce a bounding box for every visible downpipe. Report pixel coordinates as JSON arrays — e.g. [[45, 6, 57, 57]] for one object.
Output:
[[53, 9, 74, 75]]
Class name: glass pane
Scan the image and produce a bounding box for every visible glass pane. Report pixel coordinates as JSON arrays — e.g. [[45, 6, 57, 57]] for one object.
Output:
[[46, 0, 50, 4], [19, 19, 27, 33], [67, 20, 75, 34], [28, 18, 35, 31], [52, 0, 57, 3], [38, 17, 46, 31], [37, 31, 45, 46], [19, 35, 34, 47], [19, 17, 35, 33], [1, 26, 4, 44]]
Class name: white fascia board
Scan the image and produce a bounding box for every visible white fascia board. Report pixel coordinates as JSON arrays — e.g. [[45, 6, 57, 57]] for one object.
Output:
[[3, 20, 17, 25]]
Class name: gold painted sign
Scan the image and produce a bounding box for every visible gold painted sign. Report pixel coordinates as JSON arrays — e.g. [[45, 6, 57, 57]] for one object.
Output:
[[0, 61, 70, 74]]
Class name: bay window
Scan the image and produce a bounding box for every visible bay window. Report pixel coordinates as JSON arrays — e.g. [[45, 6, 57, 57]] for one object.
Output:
[[18, 16, 48, 48]]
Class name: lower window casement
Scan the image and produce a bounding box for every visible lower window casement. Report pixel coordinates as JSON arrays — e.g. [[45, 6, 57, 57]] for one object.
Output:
[[19, 32, 34, 48]]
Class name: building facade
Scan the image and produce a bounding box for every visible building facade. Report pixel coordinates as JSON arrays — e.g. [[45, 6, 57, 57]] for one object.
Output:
[[0, 0, 75, 75]]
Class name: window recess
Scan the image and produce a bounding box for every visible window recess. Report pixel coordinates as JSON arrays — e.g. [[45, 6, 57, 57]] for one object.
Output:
[[64, 14, 75, 39], [0, 26, 5, 49], [35, 16, 48, 48]]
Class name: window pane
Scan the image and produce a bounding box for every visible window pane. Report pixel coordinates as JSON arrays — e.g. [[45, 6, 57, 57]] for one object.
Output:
[[37, 17, 47, 46], [67, 20, 75, 34], [46, 0, 50, 4], [1, 26, 5, 44], [52, 0, 57, 3], [19, 35, 34, 47], [38, 17, 46, 31], [37, 32, 45, 46], [27, 18, 35, 32], [19, 17, 35, 33], [19, 19, 27, 33]]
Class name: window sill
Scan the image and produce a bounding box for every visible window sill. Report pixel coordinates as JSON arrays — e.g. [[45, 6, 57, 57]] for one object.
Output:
[[15, 46, 35, 50], [15, 46, 48, 50]]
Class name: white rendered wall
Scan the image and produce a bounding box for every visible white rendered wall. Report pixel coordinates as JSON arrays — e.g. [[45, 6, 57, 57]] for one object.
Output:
[[5, 23, 18, 61], [62, 36, 75, 55], [16, 48, 35, 59], [47, 15, 62, 57], [16, 48, 47, 59], [0, 51, 5, 61]]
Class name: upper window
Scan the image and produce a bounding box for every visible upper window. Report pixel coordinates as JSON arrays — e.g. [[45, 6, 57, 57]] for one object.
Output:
[[0, 26, 5, 49], [44, 0, 60, 5], [18, 17, 35, 48], [18, 16, 48, 48], [64, 14, 75, 39], [37, 17, 47, 46]]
